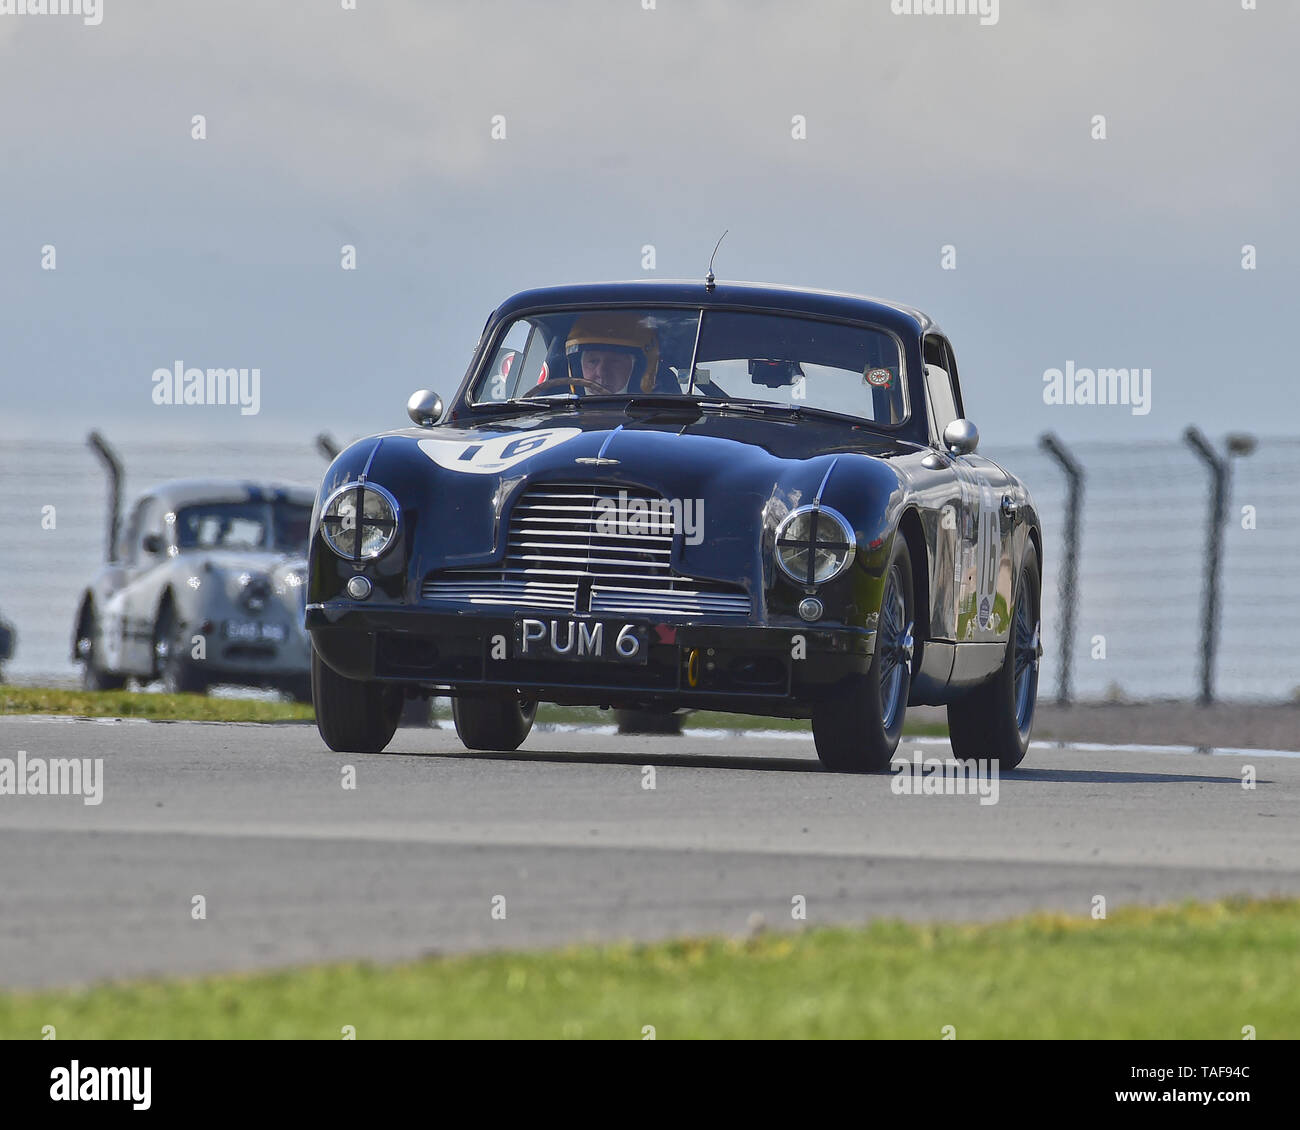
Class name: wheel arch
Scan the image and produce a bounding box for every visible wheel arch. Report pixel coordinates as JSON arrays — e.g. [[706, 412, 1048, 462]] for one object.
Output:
[[155, 585, 180, 625], [896, 507, 931, 642], [72, 591, 96, 662], [1021, 521, 1043, 604], [1026, 515, 1042, 569], [150, 586, 182, 671]]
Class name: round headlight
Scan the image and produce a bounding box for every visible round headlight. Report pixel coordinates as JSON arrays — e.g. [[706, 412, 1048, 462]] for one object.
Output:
[[774, 506, 856, 587], [320, 482, 399, 560]]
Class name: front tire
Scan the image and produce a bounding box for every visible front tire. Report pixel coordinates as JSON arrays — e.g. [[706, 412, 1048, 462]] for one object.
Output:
[[813, 537, 914, 772], [311, 646, 402, 753], [452, 691, 537, 751], [947, 544, 1041, 770], [154, 603, 207, 696]]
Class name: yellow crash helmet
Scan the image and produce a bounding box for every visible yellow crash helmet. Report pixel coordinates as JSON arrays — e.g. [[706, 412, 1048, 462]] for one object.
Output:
[[564, 313, 661, 393]]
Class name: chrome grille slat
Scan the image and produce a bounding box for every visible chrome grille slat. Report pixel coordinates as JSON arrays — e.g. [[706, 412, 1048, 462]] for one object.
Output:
[[509, 537, 672, 550], [421, 483, 750, 617], [504, 567, 659, 575], [511, 554, 672, 568], [593, 586, 748, 599], [428, 582, 575, 590], [497, 569, 672, 580], [592, 598, 749, 612], [518, 493, 607, 501], [509, 543, 671, 553], [510, 528, 669, 540]]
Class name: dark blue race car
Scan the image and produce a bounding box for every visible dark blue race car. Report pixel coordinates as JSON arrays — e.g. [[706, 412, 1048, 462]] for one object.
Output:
[[306, 280, 1043, 772]]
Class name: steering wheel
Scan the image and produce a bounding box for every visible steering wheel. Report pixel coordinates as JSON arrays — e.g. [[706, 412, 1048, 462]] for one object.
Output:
[[523, 377, 606, 397]]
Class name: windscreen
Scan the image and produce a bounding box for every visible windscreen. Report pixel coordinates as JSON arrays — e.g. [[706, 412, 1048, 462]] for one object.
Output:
[[175, 502, 311, 553], [466, 306, 906, 425]]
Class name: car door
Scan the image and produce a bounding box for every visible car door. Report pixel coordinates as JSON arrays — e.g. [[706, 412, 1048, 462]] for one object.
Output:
[[119, 495, 169, 673], [98, 498, 141, 672], [923, 335, 1012, 645]]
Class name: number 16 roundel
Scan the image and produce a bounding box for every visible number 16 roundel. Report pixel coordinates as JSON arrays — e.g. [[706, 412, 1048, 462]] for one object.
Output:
[[418, 428, 583, 474]]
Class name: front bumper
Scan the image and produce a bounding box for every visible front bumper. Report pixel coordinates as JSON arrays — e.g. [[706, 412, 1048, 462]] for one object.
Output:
[[185, 617, 311, 682], [306, 602, 875, 714]]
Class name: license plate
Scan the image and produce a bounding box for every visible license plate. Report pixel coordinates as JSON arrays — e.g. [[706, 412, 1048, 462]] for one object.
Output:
[[223, 620, 287, 643], [513, 618, 649, 665]]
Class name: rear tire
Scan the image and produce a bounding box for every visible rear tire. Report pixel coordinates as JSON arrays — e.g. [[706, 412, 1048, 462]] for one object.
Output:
[[453, 691, 537, 751], [76, 606, 127, 692], [311, 646, 402, 753], [813, 537, 914, 772], [947, 544, 1041, 770]]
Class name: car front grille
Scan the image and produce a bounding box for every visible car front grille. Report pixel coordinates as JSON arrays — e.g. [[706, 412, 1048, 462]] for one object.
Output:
[[421, 483, 751, 617]]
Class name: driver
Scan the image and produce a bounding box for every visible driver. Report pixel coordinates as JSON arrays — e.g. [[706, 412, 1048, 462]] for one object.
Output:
[[563, 313, 661, 394]]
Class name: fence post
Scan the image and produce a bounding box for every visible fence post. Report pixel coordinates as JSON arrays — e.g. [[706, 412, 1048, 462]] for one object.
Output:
[[315, 433, 341, 461], [86, 431, 124, 563], [1038, 433, 1084, 705], [1183, 428, 1256, 705]]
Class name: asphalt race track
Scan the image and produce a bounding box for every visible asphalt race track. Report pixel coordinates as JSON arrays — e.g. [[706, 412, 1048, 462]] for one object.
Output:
[[2, 716, 1298, 989]]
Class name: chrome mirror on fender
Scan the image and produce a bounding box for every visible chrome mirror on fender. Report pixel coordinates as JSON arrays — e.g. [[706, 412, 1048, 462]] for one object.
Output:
[[943, 418, 979, 456], [406, 389, 443, 428]]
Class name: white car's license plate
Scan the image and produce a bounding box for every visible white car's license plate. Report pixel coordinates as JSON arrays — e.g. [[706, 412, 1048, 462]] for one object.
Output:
[[513, 618, 649, 665], [224, 620, 287, 643]]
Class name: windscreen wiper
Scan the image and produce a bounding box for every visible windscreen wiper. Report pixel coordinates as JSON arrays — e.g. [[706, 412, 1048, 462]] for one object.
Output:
[[463, 396, 581, 418], [619, 394, 708, 411], [695, 398, 804, 419], [694, 400, 878, 428]]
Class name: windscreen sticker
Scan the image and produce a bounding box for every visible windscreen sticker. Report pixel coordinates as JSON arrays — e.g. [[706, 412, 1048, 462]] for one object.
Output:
[[418, 428, 583, 474], [866, 367, 894, 389]]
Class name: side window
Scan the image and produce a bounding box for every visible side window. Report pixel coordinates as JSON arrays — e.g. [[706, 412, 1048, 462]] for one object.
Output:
[[137, 498, 165, 561], [481, 321, 531, 402], [944, 341, 966, 418], [122, 498, 148, 564], [923, 335, 961, 442], [475, 320, 552, 401], [515, 323, 553, 391]]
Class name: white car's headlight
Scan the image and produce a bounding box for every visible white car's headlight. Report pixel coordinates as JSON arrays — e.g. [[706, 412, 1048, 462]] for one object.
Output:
[[320, 482, 400, 560], [274, 569, 306, 598], [774, 506, 855, 587], [236, 571, 271, 610]]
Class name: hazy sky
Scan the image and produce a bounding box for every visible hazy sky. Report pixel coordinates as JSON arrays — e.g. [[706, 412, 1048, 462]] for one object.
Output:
[[1, 0, 1295, 448]]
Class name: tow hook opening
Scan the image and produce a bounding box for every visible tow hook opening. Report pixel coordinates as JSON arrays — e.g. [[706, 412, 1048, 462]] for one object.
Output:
[[686, 647, 700, 688]]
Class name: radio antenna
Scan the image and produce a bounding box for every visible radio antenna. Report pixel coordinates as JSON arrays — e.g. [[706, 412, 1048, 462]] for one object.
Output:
[[705, 229, 728, 291]]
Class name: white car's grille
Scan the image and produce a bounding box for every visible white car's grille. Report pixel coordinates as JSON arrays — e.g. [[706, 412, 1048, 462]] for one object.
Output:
[[421, 484, 751, 617]]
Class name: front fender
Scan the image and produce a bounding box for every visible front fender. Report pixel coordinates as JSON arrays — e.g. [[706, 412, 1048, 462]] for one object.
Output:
[[765, 453, 909, 630]]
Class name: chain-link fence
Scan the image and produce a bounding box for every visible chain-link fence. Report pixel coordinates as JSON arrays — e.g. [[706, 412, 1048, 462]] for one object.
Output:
[[3, 432, 1297, 701], [990, 434, 1299, 704]]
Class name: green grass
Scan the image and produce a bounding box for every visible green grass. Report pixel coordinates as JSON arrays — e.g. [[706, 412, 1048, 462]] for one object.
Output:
[[0, 686, 948, 736], [0, 686, 313, 723], [3, 899, 1295, 1039]]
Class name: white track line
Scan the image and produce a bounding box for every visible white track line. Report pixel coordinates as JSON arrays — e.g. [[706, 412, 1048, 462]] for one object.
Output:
[[6, 714, 1298, 758]]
